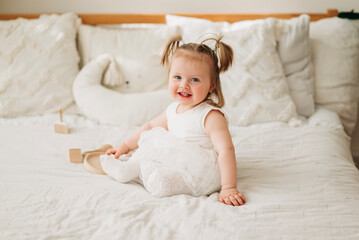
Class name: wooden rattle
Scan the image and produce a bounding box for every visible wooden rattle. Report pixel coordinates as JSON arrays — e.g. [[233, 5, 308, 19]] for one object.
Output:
[[54, 109, 69, 134], [83, 152, 106, 175], [67, 144, 112, 174], [67, 148, 83, 163], [82, 144, 112, 175]]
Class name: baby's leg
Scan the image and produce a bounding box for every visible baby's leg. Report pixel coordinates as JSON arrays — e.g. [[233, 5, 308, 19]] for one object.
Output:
[[100, 155, 140, 183], [144, 168, 193, 197]]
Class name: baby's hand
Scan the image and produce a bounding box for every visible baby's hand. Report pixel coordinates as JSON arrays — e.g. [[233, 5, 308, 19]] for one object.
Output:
[[219, 187, 246, 206], [105, 147, 117, 156], [105, 144, 129, 159]]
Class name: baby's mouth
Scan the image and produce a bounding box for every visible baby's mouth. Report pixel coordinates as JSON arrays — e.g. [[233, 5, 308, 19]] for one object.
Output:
[[178, 92, 192, 97]]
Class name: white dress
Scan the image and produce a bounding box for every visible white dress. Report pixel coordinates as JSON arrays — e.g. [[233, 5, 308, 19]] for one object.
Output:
[[101, 102, 223, 197]]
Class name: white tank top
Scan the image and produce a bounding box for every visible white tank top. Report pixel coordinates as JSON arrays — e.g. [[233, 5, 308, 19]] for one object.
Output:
[[166, 101, 224, 149]]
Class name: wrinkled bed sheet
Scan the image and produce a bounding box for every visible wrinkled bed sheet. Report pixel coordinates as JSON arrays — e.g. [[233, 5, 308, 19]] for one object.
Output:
[[1, 109, 359, 239]]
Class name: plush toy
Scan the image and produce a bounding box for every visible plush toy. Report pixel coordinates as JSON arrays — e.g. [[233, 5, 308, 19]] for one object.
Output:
[[72, 54, 173, 126]]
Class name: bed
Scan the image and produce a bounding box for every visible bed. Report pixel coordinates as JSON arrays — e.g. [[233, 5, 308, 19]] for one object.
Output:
[[1, 9, 359, 239]]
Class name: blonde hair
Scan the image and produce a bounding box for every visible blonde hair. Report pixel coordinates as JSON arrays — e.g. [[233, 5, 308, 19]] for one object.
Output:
[[161, 35, 233, 108]]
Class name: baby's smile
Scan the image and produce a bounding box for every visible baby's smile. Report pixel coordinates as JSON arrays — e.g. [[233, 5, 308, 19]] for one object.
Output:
[[178, 91, 192, 97]]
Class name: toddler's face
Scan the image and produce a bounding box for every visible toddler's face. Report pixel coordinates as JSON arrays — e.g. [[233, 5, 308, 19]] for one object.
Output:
[[168, 54, 214, 112]]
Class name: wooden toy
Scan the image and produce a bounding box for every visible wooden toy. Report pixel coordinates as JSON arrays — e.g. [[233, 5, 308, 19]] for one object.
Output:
[[54, 109, 69, 134], [81, 144, 113, 158], [83, 152, 106, 175], [67, 148, 83, 163]]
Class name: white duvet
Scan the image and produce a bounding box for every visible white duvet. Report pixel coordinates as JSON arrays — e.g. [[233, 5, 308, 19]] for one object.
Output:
[[1, 109, 359, 239]]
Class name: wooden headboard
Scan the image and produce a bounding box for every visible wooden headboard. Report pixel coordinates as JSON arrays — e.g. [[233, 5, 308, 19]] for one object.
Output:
[[0, 9, 338, 24]]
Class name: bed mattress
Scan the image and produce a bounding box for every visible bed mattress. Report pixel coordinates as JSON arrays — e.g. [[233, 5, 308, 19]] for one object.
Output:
[[1, 111, 359, 239]]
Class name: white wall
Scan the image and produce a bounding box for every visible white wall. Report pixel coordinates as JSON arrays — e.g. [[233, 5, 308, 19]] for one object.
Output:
[[0, 0, 358, 14]]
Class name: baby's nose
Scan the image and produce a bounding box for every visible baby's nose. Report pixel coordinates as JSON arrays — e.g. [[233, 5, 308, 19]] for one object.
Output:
[[180, 79, 190, 89]]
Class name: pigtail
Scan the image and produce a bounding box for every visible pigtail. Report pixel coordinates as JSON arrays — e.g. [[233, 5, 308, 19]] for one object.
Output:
[[161, 34, 183, 66], [215, 35, 233, 73], [198, 35, 232, 108]]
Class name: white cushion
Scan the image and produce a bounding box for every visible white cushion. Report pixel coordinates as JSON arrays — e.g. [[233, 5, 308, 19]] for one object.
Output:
[[73, 54, 173, 126], [351, 19, 359, 30], [166, 14, 315, 117], [348, 20, 359, 155], [0, 13, 80, 117], [310, 17, 359, 135], [165, 14, 229, 43], [308, 107, 343, 130], [220, 19, 297, 125], [77, 24, 179, 93], [274, 15, 315, 117]]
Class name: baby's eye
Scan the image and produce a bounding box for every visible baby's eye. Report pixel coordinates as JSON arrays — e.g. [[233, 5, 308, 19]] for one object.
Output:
[[175, 76, 181, 80], [191, 78, 199, 82]]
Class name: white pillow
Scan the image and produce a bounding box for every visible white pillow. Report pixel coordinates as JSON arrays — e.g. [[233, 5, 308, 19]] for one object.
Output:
[[165, 14, 229, 43], [166, 14, 315, 117], [308, 107, 343, 130], [351, 19, 359, 30], [0, 13, 80, 117], [349, 20, 359, 156], [310, 17, 359, 135], [73, 54, 173, 126], [274, 15, 314, 117], [77, 24, 179, 93], [220, 19, 297, 125]]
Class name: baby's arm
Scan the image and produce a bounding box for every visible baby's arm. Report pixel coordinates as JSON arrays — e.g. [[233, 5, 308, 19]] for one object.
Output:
[[106, 111, 168, 158], [205, 110, 246, 206]]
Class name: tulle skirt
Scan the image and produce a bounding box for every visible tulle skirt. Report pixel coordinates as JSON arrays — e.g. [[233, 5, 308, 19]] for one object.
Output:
[[132, 127, 221, 197]]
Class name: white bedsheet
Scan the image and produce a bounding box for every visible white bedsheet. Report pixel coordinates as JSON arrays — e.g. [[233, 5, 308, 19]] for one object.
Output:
[[1, 111, 359, 239]]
